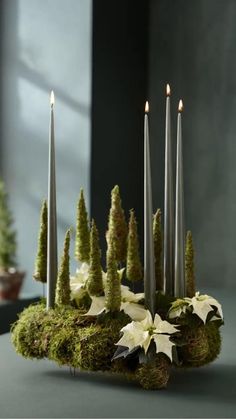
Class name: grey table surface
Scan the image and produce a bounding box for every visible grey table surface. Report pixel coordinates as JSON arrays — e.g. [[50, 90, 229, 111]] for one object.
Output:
[[0, 289, 235, 418]]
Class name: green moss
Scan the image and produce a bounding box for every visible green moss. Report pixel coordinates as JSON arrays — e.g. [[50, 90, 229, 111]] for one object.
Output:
[[204, 322, 222, 364], [105, 243, 121, 312], [107, 185, 127, 263], [87, 220, 104, 296], [179, 325, 209, 367], [75, 189, 90, 263], [11, 303, 129, 372], [126, 209, 143, 282], [185, 231, 196, 297], [55, 230, 71, 306], [153, 209, 163, 291], [11, 300, 222, 389], [33, 200, 47, 283], [135, 354, 171, 390]]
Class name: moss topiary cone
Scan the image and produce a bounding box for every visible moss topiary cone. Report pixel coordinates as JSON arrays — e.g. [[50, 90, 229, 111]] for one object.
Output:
[[105, 243, 121, 313], [153, 209, 163, 291], [126, 209, 143, 282], [55, 230, 71, 306], [33, 200, 47, 283], [87, 219, 104, 297], [107, 185, 127, 263], [75, 189, 90, 263]]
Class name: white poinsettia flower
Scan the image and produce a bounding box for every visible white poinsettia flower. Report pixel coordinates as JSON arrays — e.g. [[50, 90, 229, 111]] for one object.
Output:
[[168, 298, 190, 319], [167, 292, 223, 324], [84, 284, 146, 320], [189, 292, 223, 324], [116, 310, 179, 361], [70, 262, 107, 301], [70, 262, 90, 292]]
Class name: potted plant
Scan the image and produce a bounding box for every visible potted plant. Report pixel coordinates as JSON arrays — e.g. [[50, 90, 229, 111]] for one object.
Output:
[[0, 180, 25, 300]]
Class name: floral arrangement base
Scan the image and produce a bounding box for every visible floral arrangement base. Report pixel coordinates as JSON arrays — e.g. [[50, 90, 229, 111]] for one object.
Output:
[[11, 301, 222, 390]]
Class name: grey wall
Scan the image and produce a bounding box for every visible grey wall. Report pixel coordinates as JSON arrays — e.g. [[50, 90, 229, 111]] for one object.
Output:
[[1, 0, 92, 295], [149, 0, 236, 290]]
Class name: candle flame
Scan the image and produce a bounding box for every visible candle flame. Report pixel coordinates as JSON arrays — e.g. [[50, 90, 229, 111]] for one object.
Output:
[[166, 84, 171, 96], [50, 91, 55, 106], [178, 99, 183, 112], [145, 101, 149, 113]]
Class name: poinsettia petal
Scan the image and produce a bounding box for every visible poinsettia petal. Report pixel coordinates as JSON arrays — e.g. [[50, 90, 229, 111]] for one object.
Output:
[[153, 334, 174, 361], [207, 298, 223, 319], [154, 319, 179, 335], [190, 298, 213, 323], [142, 332, 152, 354], [84, 296, 106, 316], [116, 331, 136, 351], [122, 302, 147, 321], [140, 310, 153, 329]]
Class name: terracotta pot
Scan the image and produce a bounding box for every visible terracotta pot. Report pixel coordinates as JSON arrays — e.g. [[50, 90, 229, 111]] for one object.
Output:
[[0, 270, 25, 301]]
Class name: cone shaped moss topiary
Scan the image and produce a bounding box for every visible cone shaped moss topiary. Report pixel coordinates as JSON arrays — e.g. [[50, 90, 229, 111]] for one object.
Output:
[[0, 180, 17, 270], [105, 243, 121, 312], [153, 209, 163, 291], [75, 189, 90, 263], [126, 209, 143, 282], [87, 219, 104, 297], [185, 231, 196, 298], [107, 185, 127, 263], [33, 200, 47, 283], [55, 229, 71, 306]]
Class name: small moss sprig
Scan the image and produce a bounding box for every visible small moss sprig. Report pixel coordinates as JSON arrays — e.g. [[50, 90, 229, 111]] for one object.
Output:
[[107, 185, 127, 263], [55, 229, 71, 306], [126, 209, 142, 282], [34, 200, 47, 283], [87, 219, 104, 297], [153, 209, 163, 291], [75, 189, 90, 263]]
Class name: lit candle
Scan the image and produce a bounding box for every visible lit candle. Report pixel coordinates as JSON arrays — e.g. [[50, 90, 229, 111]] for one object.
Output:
[[144, 101, 156, 316], [174, 99, 185, 297], [46, 91, 58, 309], [164, 84, 174, 296]]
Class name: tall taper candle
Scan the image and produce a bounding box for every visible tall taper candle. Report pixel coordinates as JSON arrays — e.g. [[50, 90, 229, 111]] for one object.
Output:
[[144, 101, 156, 316], [46, 91, 58, 309], [174, 99, 185, 297], [164, 84, 174, 295]]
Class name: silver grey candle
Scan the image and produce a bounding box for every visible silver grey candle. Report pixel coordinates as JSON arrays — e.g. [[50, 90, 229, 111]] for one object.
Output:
[[144, 102, 156, 316], [164, 84, 174, 296], [46, 91, 58, 309], [174, 100, 185, 298]]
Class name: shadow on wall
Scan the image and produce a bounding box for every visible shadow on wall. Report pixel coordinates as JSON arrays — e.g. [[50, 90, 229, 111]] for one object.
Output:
[[1, 0, 92, 294]]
